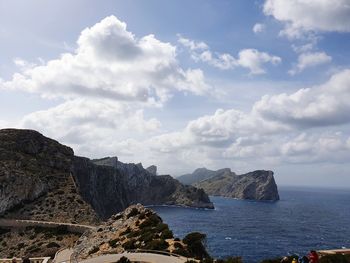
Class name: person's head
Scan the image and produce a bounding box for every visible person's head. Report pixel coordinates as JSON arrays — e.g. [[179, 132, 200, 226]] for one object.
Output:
[[310, 250, 317, 254], [12, 258, 17, 263]]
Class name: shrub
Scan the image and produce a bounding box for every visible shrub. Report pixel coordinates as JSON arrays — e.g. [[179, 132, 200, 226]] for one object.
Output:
[[174, 242, 183, 249], [109, 238, 119, 248], [122, 239, 136, 250], [88, 246, 99, 255], [127, 208, 139, 218], [139, 214, 161, 228], [160, 229, 173, 239], [144, 239, 169, 250], [155, 223, 168, 232], [139, 212, 146, 220], [121, 227, 131, 236], [174, 247, 190, 257], [183, 232, 209, 259], [216, 257, 243, 263], [139, 231, 155, 243], [46, 242, 60, 248]]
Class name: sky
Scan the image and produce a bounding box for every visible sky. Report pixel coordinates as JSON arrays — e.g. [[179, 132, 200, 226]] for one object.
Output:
[[1, 0, 350, 188]]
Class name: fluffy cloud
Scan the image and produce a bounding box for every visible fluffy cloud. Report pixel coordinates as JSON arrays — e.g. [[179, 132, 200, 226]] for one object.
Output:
[[253, 23, 265, 33], [289, 51, 332, 75], [263, 0, 350, 39], [280, 132, 350, 163], [1, 16, 210, 105], [146, 69, 350, 169], [19, 99, 161, 141], [254, 69, 350, 127], [178, 36, 281, 74]]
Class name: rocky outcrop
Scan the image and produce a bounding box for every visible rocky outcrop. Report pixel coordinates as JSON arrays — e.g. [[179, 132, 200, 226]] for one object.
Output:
[[0, 129, 213, 222], [188, 168, 279, 201], [73, 157, 214, 219], [0, 129, 99, 224], [0, 128, 73, 214], [177, 167, 233, 185], [146, 165, 157, 175]]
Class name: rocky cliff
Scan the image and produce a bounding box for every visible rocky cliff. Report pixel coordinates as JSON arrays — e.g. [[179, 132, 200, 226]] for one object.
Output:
[[73, 157, 214, 219], [187, 168, 279, 201], [0, 129, 99, 224], [0, 128, 213, 221], [73, 204, 199, 260], [177, 167, 233, 185]]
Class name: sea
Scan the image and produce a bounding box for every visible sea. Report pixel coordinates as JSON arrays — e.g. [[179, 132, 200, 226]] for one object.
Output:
[[152, 186, 350, 263]]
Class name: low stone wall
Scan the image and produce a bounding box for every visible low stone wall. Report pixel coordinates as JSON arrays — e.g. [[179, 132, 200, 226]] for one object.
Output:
[[0, 219, 94, 234]]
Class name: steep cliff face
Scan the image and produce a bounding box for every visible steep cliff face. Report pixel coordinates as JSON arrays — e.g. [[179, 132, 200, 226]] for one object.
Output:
[[0, 129, 213, 222], [189, 168, 279, 201], [0, 129, 99, 224], [73, 157, 214, 219], [0, 128, 73, 214]]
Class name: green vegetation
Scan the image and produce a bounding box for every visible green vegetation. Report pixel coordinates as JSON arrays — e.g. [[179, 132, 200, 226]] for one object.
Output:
[[88, 246, 99, 255], [122, 239, 136, 250], [143, 239, 169, 250], [183, 232, 209, 260], [108, 238, 120, 248], [46, 242, 60, 248], [139, 214, 161, 228]]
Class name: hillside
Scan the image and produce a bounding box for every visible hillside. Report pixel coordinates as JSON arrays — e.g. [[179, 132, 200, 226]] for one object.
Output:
[[182, 168, 279, 201]]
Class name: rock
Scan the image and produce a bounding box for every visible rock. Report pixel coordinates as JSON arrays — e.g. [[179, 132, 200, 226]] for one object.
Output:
[[177, 167, 233, 185], [0, 128, 213, 221], [185, 168, 279, 201], [0, 129, 73, 214], [73, 157, 214, 219], [146, 165, 157, 175], [0, 129, 99, 224], [72, 204, 197, 260]]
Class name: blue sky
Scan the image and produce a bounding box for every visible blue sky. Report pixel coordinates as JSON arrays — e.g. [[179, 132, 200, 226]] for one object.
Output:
[[1, 0, 350, 187]]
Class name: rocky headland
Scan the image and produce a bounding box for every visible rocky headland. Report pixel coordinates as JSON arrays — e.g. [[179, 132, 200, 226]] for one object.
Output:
[[0, 128, 213, 220], [73, 156, 214, 219], [179, 168, 280, 201]]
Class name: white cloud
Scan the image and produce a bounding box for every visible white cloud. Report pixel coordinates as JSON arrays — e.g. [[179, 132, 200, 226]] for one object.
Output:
[[178, 36, 281, 74], [237, 49, 281, 75], [281, 132, 350, 163], [263, 0, 350, 39], [289, 51, 332, 75], [18, 98, 161, 151], [1, 16, 210, 105], [145, 69, 350, 169], [253, 23, 265, 33], [254, 69, 350, 127]]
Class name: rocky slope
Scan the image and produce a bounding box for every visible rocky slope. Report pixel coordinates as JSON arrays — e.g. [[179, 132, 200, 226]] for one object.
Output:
[[0, 129, 213, 221], [185, 168, 279, 201], [177, 167, 233, 185], [73, 156, 214, 219], [73, 204, 197, 260], [0, 129, 99, 224]]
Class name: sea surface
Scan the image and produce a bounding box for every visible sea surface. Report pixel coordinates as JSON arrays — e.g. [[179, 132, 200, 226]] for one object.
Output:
[[153, 186, 350, 263]]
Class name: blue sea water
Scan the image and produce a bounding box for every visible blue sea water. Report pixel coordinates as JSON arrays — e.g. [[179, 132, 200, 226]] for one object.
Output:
[[153, 186, 350, 263]]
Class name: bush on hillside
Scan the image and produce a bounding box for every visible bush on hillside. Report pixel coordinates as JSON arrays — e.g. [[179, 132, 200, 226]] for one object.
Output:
[[183, 232, 209, 259]]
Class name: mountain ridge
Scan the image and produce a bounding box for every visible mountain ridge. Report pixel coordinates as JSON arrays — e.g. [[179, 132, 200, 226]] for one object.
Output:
[[178, 167, 279, 201]]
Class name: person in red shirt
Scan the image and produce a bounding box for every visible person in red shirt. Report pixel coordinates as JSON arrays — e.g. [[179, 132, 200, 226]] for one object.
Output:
[[308, 250, 319, 263]]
